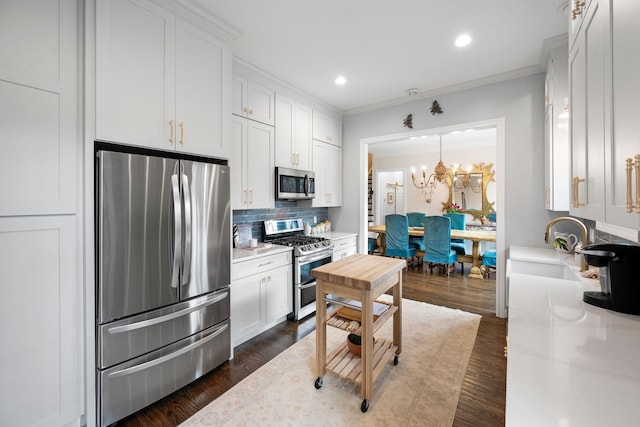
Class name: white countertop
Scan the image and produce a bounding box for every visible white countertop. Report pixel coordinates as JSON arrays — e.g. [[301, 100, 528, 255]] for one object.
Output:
[[324, 231, 357, 240], [232, 243, 292, 262], [506, 246, 640, 426]]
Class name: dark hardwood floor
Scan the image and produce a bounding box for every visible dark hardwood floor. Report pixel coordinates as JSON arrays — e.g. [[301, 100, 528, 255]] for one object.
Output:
[[113, 263, 507, 427]]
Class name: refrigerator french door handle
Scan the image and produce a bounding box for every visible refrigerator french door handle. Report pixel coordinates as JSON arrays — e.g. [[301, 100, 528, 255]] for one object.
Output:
[[181, 171, 192, 286], [106, 322, 229, 378], [171, 174, 182, 289]]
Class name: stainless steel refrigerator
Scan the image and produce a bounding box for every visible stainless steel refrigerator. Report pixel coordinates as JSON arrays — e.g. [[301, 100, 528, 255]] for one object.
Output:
[[95, 143, 231, 427]]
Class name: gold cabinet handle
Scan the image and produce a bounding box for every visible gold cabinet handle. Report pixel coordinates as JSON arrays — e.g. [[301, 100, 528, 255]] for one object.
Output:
[[179, 122, 184, 145], [169, 120, 174, 144], [572, 0, 585, 20], [627, 155, 640, 214], [572, 176, 585, 208]]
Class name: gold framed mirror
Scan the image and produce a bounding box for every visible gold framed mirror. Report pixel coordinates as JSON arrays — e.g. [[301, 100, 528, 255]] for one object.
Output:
[[443, 162, 495, 219]]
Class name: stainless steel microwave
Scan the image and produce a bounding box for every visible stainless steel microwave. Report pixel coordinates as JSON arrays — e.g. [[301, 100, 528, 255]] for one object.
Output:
[[275, 167, 315, 200]]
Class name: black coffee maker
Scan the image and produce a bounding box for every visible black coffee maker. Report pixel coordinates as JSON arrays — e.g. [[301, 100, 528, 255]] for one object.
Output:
[[581, 242, 640, 315]]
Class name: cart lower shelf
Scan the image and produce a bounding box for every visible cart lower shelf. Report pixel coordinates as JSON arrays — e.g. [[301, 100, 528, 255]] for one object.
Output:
[[325, 337, 398, 384]]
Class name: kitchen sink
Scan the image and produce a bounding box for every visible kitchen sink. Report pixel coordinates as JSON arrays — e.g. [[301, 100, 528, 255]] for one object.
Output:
[[506, 259, 580, 282]]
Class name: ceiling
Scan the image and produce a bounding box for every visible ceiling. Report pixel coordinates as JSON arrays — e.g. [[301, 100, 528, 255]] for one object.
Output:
[[192, 0, 569, 114]]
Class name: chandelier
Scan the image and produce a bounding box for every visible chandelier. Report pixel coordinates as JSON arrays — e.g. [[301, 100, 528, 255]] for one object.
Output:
[[410, 135, 453, 202]]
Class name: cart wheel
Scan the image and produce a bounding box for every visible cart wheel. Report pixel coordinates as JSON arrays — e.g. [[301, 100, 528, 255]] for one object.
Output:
[[314, 377, 323, 389], [394, 354, 399, 365], [361, 399, 369, 412]]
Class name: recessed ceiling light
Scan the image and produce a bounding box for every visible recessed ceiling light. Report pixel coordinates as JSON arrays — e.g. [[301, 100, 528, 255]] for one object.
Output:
[[334, 75, 347, 85], [455, 33, 472, 48]]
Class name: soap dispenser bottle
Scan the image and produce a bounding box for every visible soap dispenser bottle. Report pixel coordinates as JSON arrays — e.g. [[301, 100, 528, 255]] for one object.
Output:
[[304, 221, 311, 236]]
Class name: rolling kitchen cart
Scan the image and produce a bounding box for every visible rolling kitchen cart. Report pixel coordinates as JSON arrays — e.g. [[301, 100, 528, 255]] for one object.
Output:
[[312, 254, 405, 412]]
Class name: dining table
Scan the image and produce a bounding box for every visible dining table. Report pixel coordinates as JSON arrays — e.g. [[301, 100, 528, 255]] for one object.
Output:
[[367, 224, 497, 279]]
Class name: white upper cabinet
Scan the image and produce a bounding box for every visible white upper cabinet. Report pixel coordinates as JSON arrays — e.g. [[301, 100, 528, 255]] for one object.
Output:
[[232, 74, 275, 126], [544, 43, 570, 212], [312, 141, 342, 207], [231, 115, 275, 210], [97, 0, 231, 158], [0, 0, 78, 216], [569, 0, 607, 222], [605, 0, 640, 229], [312, 110, 342, 147], [275, 94, 313, 171], [569, 0, 640, 229]]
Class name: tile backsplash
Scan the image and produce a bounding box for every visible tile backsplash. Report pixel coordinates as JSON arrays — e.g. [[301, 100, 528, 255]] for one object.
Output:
[[232, 201, 329, 242]]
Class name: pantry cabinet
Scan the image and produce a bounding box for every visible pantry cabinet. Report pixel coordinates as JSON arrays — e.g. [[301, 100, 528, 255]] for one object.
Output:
[[233, 74, 275, 126], [0, 1, 82, 426], [312, 140, 343, 207], [96, 0, 231, 158], [275, 94, 313, 171], [312, 110, 342, 147], [231, 250, 293, 347], [231, 115, 275, 209]]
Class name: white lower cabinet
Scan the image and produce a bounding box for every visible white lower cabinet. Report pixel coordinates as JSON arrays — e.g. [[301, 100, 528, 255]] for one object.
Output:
[[331, 234, 357, 261], [231, 250, 292, 347]]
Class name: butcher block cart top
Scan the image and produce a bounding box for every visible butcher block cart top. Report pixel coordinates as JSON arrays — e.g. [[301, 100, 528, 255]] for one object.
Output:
[[312, 254, 406, 412]]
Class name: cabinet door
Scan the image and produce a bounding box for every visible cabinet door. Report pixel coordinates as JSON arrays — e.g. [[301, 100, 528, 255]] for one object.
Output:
[[326, 144, 343, 206], [569, 0, 607, 221], [230, 273, 264, 347], [96, 0, 175, 150], [606, 0, 640, 229], [230, 116, 246, 209], [175, 19, 230, 158], [313, 110, 342, 147], [275, 94, 295, 168], [294, 103, 313, 170], [0, 0, 77, 216], [246, 120, 275, 209], [233, 75, 275, 126], [265, 265, 292, 322], [312, 141, 328, 207], [0, 216, 80, 427]]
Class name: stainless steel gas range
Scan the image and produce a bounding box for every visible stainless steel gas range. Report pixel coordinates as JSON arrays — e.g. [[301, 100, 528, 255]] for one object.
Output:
[[264, 218, 333, 320]]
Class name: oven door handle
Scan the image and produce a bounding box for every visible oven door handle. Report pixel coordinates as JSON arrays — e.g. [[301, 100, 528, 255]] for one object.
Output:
[[297, 250, 333, 265], [298, 281, 316, 290]]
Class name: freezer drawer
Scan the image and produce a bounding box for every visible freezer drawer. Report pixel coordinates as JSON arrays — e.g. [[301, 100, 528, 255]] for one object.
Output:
[[98, 289, 230, 369], [98, 319, 230, 427]]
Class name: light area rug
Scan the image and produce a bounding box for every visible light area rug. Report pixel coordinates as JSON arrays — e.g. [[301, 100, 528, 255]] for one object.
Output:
[[181, 296, 481, 427]]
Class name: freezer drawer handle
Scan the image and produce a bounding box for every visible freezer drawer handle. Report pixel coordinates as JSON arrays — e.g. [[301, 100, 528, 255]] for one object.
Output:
[[107, 322, 228, 379], [107, 291, 229, 334]]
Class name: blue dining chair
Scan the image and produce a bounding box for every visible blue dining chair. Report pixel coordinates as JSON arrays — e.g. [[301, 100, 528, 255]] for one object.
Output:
[[482, 249, 497, 278], [423, 215, 457, 276], [407, 212, 426, 252], [444, 212, 467, 273], [384, 214, 416, 263]]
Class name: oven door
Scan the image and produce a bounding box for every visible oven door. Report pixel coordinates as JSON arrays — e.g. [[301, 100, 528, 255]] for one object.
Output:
[[294, 250, 333, 319]]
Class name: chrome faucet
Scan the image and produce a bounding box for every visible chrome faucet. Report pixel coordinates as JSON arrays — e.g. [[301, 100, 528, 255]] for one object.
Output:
[[544, 216, 588, 271]]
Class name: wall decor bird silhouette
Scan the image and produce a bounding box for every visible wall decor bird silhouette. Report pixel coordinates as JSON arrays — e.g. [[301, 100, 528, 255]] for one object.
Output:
[[403, 113, 413, 128], [430, 100, 443, 115]]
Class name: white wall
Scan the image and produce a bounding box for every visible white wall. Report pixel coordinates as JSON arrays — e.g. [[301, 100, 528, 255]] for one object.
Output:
[[330, 73, 561, 317], [334, 73, 557, 247]]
